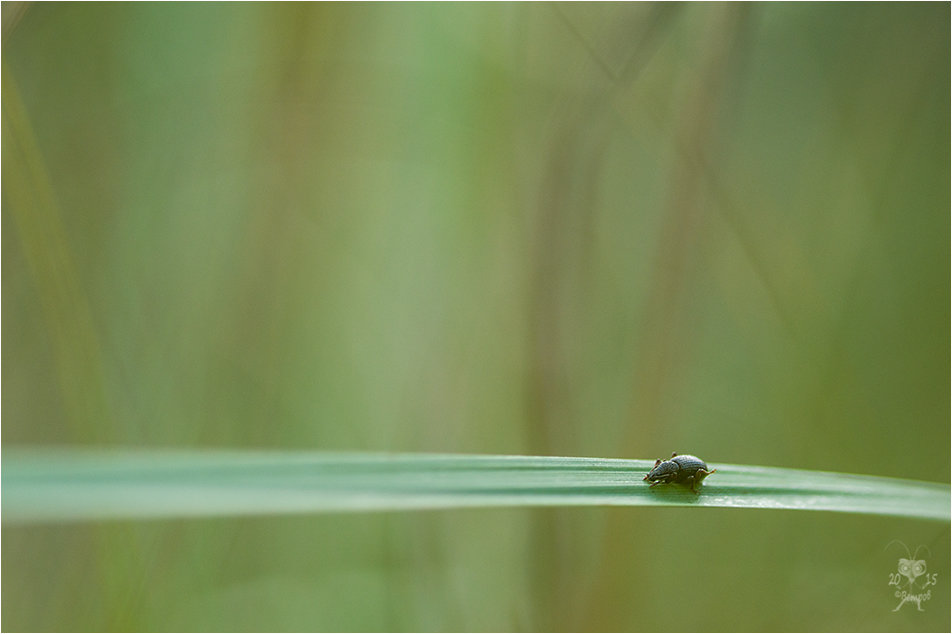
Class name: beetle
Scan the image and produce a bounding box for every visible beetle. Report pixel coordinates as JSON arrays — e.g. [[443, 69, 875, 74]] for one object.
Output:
[[643, 452, 716, 493]]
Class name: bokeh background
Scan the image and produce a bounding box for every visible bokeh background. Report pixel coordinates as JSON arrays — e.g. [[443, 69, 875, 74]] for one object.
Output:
[[3, 2, 948, 631]]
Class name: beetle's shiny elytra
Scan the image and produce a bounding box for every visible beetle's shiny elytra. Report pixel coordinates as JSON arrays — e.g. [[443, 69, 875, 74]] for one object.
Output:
[[643, 452, 716, 493]]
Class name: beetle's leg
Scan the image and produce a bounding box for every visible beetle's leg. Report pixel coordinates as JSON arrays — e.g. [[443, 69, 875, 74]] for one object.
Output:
[[648, 480, 662, 487], [694, 468, 716, 489]]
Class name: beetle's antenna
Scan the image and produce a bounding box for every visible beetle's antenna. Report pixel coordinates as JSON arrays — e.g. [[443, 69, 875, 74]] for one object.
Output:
[[885, 540, 912, 558], [913, 544, 931, 560]]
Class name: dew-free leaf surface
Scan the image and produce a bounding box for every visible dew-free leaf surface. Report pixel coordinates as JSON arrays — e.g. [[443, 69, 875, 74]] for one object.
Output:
[[3, 449, 948, 524]]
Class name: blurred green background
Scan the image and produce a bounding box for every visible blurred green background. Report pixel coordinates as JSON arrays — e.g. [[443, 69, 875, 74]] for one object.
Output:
[[2, 2, 948, 631]]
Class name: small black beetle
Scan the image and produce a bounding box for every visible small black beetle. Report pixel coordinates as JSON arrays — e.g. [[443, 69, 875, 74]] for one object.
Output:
[[643, 452, 716, 493]]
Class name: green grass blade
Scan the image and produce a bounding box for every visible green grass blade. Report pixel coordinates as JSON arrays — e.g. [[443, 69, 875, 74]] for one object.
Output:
[[3, 449, 948, 524]]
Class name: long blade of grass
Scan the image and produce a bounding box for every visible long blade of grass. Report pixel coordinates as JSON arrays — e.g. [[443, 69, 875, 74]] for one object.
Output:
[[3, 449, 948, 524]]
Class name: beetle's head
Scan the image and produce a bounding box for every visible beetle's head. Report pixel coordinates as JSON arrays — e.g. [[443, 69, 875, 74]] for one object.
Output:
[[644, 459, 678, 482]]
